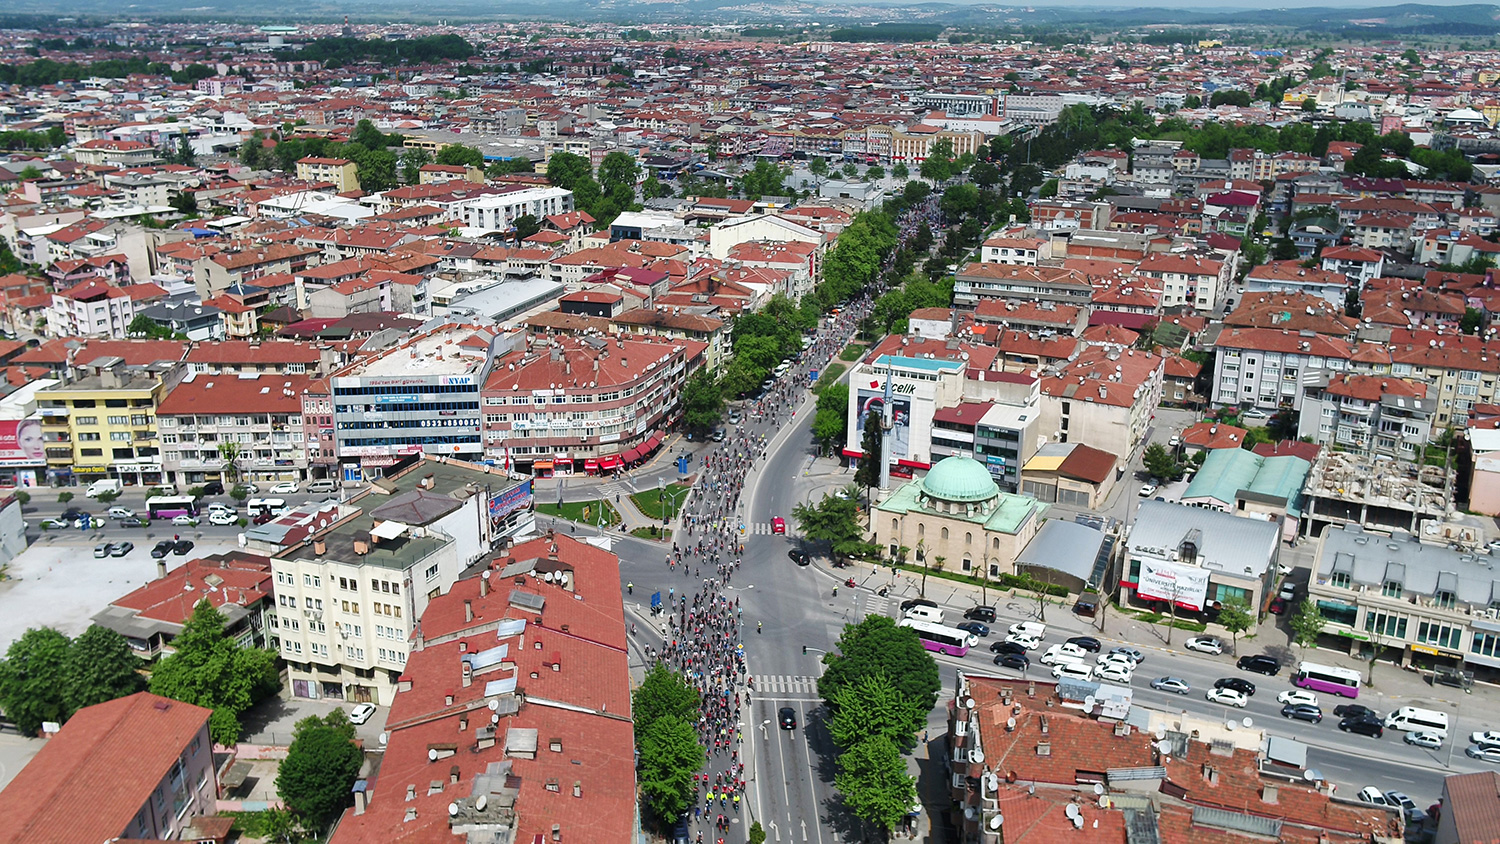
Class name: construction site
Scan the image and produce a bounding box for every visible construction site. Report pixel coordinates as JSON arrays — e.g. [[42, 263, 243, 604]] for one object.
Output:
[[1301, 450, 1451, 537]]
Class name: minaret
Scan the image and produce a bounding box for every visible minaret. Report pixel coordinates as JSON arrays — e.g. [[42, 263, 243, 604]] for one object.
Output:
[[342, 15, 353, 38]]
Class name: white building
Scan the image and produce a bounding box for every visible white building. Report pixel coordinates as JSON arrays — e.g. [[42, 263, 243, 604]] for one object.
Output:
[[48, 279, 135, 338], [458, 187, 574, 234]]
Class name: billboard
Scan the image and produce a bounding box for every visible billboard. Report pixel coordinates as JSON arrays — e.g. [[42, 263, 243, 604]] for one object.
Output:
[[0, 419, 46, 466], [490, 480, 533, 519], [1136, 559, 1211, 611], [854, 391, 911, 459]]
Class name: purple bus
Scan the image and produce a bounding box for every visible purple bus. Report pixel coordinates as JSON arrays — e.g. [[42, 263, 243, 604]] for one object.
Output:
[[1292, 661, 1361, 698], [898, 618, 976, 657]]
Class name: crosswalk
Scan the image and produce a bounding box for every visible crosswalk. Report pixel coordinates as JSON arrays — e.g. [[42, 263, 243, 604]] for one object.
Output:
[[746, 522, 777, 535], [753, 674, 821, 696]]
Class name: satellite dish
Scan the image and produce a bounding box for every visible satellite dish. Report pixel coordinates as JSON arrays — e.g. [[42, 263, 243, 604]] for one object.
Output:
[[989, 815, 1004, 830], [965, 807, 978, 821], [1073, 816, 1084, 829], [965, 697, 976, 709], [447, 803, 458, 817], [429, 749, 439, 761], [1066, 804, 1081, 821], [489, 699, 500, 711], [482, 570, 492, 580], [1084, 696, 1096, 708], [1153, 727, 1166, 740], [379, 732, 388, 746], [1242, 717, 1253, 728], [476, 794, 488, 811], [1093, 784, 1104, 795], [1225, 721, 1236, 731], [1155, 740, 1172, 753]]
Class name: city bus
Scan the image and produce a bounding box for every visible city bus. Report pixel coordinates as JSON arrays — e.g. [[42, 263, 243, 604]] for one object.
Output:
[[1291, 661, 1362, 699], [146, 495, 198, 520], [898, 618, 977, 657]]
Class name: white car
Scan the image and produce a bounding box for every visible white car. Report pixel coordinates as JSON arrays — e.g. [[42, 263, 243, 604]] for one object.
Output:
[[1095, 663, 1134, 684], [1041, 644, 1088, 665], [1206, 687, 1249, 708], [171, 514, 200, 526], [1405, 731, 1443, 749], [1096, 652, 1136, 669], [1139, 483, 1158, 498], [1471, 730, 1500, 747], [107, 506, 136, 520], [349, 703, 377, 725], [1005, 633, 1042, 651], [237, 482, 261, 494], [1008, 621, 1046, 639], [1184, 636, 1223, 655], [1355, 786, 1389, 806], [1276, 689, 1319, 708], [269, 481, 300, 494], [207, 502, 236, 513], [208, 510, 238, 526]]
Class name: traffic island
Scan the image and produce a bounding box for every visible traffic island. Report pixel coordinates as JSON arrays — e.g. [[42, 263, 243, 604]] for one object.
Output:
[[535, 499, 621, 527]]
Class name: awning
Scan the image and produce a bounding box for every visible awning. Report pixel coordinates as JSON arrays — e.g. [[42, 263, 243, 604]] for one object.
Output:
[[371, 520, 409, 540], [897, 458, 931, 470], [842, 448, 864, 459], [533, 460, 554, 471], [554, 457, 572, 466], [642, 434, 662, 453], [621, 446, 644, 463], [583, 459, 599, 470], [600, 456, 621, 469]]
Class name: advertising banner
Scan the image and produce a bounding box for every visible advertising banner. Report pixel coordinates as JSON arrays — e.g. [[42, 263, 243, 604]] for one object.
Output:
[[490, 480, 533, 519], [1136, 559, 1211, 611], [854, 391, 911, 459], [0, 420, 46, 466]]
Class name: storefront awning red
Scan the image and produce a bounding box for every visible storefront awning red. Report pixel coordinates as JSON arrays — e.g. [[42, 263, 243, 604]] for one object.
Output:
[[533, 460, 554, 470], [642, 434, 662, 453], [600, 456, 621, 469], [583, 459, 599, 470], [897, 458, 931, 470], [620, 446, 643, 463], [842, 448, 864, 459]]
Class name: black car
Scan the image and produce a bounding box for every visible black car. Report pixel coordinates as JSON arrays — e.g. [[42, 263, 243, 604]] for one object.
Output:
[[788, 549, 810, 566], [150, 540, 175, 559], [61, 507, 89, 521], [1281, 704, 1323, 724], [1237, 654, 1281, 676], [1333, 704, 1380, 722], [118, 517, 145, 528], [994, 653, 1029, 670], [1066, 636, 1102, 652], [1338, 717, 1384, 738], [990, 641, 1028, 656], [173, 539, 194, 556], [901, 597, 938, 613], [1214, 677, 1256, 696], [964, 605, 997, 623], [778, 707, 797, 730], [956, 621, 990, 638], [200, 480, 224, 496]]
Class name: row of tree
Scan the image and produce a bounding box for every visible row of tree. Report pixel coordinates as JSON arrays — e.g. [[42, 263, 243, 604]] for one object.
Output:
[[0, 624, 146, 735], [632, 663, 706, 827]]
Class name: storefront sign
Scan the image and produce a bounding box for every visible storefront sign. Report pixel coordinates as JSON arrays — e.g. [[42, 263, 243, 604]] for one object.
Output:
[[1136, 559, 1211, 611]]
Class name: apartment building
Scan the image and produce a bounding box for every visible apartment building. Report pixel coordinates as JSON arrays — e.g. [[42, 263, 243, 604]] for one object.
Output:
[[1348, 328, 1500, 429], [1211, 328, 1355, 412], [952, 263, 1092, 308], [36, 359, 176, 487], [1037, 345, 1164, 460], [295, 156, 361, 192], [1319, 245, 1386, 285], [482, 333, 706, 474], [843, 337, 989, 473], [1133, 252, 1228, 312], [457, 187, 574, 233], [0, 693, 216, 844], [96, 552, 274, 657], [155, 373, 314, 486], [1123, 499, 1281, 613], [193, 241, 321, 300], [1297, 373, 1434, 459], [261, 458, 530, 703], [47, 279, 136, 338], [1243, 261, 1351, 308], [978, 234, 1050, 265]]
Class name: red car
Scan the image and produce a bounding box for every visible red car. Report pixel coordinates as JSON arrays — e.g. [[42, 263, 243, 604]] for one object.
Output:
[[771, 516, 786, 535], [1268, 598, 1287, 615]]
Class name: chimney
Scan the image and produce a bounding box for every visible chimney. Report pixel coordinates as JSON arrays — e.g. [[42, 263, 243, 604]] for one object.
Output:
[[314, 539, 326, 556], [1261, 784, 1278, 804], [354, 787, 367, 815], [157, 559, 167, 579], [480, 572, 490, 597], [465, 600, 474, 623], [461, 661, 472, 687]]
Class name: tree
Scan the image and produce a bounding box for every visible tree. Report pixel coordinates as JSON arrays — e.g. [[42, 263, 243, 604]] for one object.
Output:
[[485, 157, 536, 177], [749, 821, 767, 844], [1038, 178, 1059, 198], [640, 174, 671, 200], [65, 624, 145, 712], [865, 164, 885, 182], [510, 214, 542, 243], [834, 736, 916, 835], [1184, 94, 1203, 109], [969, 160, 1000, 189], [57, 491, 73, 504], [841, 161, 859, 180], [812, 382, 849, 454], [808, 155, 830, 186], [1142, 443, 1182, 482], [919, 138, 956, 183], [217, 441, 243, 485], [1462, 307, 1484, 335], [351, 119, 389, 151], [1289, 599, 1325, 653], [259, 807, 304, 844], [740, 159, 788, 200], [597, 150, 640, 199], [892, 162, 909, 181], [1271, 236, 1301, 261], [169, 191, 199, 216], [791, 493, 871, 562], [631, 664, 700, 741], [128, 313, 177, 339], [679, 370, 724, 434], [940, 183, 981, 220], [0, 627, 71, 735], [434, 144, 483, 169], [545, 151, 592, 191], [819, 615, 940, 716], [399, 147, 432, 184], [1209, 89, 1252, 108], [175, 134, 196, 167], [853, 408, 883, 492], [1216, 597, 1254, 651], [637, 715, 702, 823], [277, 710, 364, 829], [827, 672, 924, 751], [148, 600, 279, 745]]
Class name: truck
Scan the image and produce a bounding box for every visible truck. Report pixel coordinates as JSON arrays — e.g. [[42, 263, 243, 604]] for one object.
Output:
[[84, 478, 123, 498]]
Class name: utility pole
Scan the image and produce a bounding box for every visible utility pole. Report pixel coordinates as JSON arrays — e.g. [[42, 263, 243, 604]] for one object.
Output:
[[879, 357, 893, 493]]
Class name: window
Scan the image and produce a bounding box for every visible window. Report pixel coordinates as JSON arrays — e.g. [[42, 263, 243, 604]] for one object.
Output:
[[107, 415, 127, 425], [1436, 591, 1456, 610], [1382, 580, 1403, 599], [1330, 571, 1351, 589], [941, 527, 949, 540], [425, 563, 440, 581], [75, 416, 97, 425]]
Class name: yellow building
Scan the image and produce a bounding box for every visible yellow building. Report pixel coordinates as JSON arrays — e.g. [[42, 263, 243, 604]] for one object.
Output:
[[294, 156, 361, 192], [38, 360, 169, 486]]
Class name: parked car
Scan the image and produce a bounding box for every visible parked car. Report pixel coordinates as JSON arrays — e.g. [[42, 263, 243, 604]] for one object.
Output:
[[1206, 687, 1249, 708], [1276, 689, 1319, 708], [349, 703, 377, 725], [1106, 646, 1144, 664], [200, 481, 224, 496], [778, 707, 797, 731], [771, 516, 786, 535], [1041, 643, 1089, 665], [1468, 745, 1500, 762], [1237, 654, 1281, 675], [107, 506, 136, 520], [902, 598, 938, 613], [990, 641, 1028, 656], [1139, 483, 1158, 498], [1338, 717, 1384, 738], [171, 514, 200, 526], [1268, 598, 1287, 615], [1356, 787, 1390, 806], [41, 517, 69, 529], [1095, 663, 1134, 684], [964, 606, 997, 623], [253, 512, 275, 525], [305, 479, 340, 494], [94, 543, 111, 558], [1383, 791, 1426, 824], [1150, 677, 1192, 695], [727, 410, 741, 425], [1005, 633, 1042, 650], [237, 482, 261, 494], [1281, 704, 1323, 724], [1214, 677, 1256, 696], [269, 481, 300, 494], [1334, 704, 1380, 722], [150, 540, 175, 559], [956, 621, 990, 638], [1065, 636, 1101, 652], [1405, 731, 1444, 749], [172, 539, 194, 556], [1184, 636, 1223, 655], [109, 541, 134, 557], [1471, 730, 1500, 747], [207, 502, 236, 513], [994, 653, 1030, 671], [208, 510, 238, 526]]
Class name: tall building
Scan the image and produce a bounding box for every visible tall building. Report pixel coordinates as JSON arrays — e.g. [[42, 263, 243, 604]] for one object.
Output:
[[36, 357, 178, 487]]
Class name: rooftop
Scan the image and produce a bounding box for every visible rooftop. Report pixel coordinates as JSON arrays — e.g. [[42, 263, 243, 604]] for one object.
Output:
[[343, 325, 495, 380]]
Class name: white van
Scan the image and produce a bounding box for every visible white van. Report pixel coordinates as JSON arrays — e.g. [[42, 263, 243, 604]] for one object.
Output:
[[1051, 662, 1094, 682], [1385, 706, 1450, 738], [1008, 621, 1046, 639], [903, 605, 945, 625], [85, 478, 123, 498], [306, 479, 340, 494], [1041, 643, 1088, 666]]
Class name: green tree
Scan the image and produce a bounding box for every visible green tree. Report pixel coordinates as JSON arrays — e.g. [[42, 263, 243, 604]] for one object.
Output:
[[841, 161, 859, 180], [434, 144, 483, 169], [1289, 599, 1325, 653], [1462, 307, 1484, 335], [853, 408, 883, 493], [827, 672, 924, 751], [545, 151, 592, 191], [0, 627, 71, 735], [1209, 89, 1252, 108], [148, 600, 279, 745], [812, 382, 849, 453], [749, 821, 767, 844], [175, 134, 196, 167], [865, 164, 885, 182], [1184, 94, 1202, 109], [1271, 236, 1301, 261], [940, 183, 981, 220], [969, 160, 1000, 189], [485, 157, 536, 177], [399, 147, 432, 184], [919, 138, 956, 183], [637, 715, 702, 823], [351, 119, 389, 151], [680, 370, 723, 434], [808, 156, 830, 186], [217, 440, 243, 485], [597, 150, 640, 199], [1216, 597, 1254, 651], [259, 807, 304, 844], [834, 736, 917, 834], [510, 214, 542, 243], [640, 174, 671, 200], [740, 159, 789, 200], [128, 313, 177, 339], [819, 615, 940, 716], [277, 710, 364, 829], [65, 624, 145, 713], [791, 492, 871, 562], [1142, 443, 1182, 482], [632, 663, 700, 741], [892, 162, 909, 181]]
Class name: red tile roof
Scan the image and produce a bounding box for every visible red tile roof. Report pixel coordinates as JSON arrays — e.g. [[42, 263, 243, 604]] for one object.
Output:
[[157, 373, 315, 416], [110, 552, 273, 627]]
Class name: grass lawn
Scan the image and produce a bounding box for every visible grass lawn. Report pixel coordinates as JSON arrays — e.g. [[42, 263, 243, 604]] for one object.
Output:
[[839, 343, 865, 362], [630, 483, 690, 521], [536, 499, 621, 526], [812, 362, 846, 394], [630, 526, 674, 541]]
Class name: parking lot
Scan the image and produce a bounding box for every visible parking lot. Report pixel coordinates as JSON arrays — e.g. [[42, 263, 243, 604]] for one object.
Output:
[[0, 532, 242, 649]]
